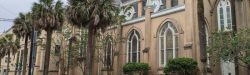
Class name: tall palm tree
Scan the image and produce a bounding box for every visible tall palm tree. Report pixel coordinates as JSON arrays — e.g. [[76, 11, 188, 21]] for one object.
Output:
[[197, 0, 207, 75], [0, 34, 20, 75], [66, 0, 121, 75], [31, 0, 64, 75], [0, 37, 7, 70], [12, 12, 33, 75]]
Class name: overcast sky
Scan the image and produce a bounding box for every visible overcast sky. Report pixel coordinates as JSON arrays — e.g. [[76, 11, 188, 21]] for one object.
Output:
[[0, 0, 67, 33]]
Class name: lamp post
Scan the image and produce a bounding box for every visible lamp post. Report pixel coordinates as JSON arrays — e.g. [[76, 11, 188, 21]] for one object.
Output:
[[28, 24, 37, 75]]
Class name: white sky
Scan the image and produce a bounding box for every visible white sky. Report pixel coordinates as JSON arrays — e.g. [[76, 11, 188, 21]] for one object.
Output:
[[0, 0, 68, 33]]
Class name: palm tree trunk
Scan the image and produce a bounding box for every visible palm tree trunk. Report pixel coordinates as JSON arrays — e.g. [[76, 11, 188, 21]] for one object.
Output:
[[197, 0, 207, 75], [14, 52, 20, 75], [67, 38, 73, 75], [80, 26, 83, 57], [229, 0, 239, 75], [7, 51, 10, 75], [0, 59, 1, 70], [43, 30, 53, 75], [22, 35, 29, 75], [59, 39, 65, 75], [85, 27, 96, 75], [78, 61, 84, 75], [248, 66, 250, 75], [18, 50, 23, 75]]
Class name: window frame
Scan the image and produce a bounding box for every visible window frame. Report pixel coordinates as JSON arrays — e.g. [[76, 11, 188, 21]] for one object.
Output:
[[217, 0, 232, 31], [127, 30, 140, 63], [103, 37, 113, 68], [158, 22, 178, 67]]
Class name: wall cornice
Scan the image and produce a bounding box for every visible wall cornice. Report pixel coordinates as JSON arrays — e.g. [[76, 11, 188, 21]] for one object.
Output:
[[122, 5, 185, 26]]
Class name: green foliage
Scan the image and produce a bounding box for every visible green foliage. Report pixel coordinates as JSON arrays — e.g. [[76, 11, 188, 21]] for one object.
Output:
[[32, 0, 64, 31], [0, 34, 20, 58], [164, 58, 197, 75], [208, 28, 250, 68], [66, 0, 121, 28], [123, 63, 150, 74], [12, 13, 33, 39]]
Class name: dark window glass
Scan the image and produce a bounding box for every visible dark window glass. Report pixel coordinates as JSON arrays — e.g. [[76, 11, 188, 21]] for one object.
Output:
[[166, 29, 173, 63], [142, 0, 147, 16], [160, 37, 164, 49], [107, 41, 112, 66], [55, 45, 60, 56], [133, 2, 138, 19], [3, 69, 7, 75], [5, 57, 11, 63], [221, 20, 224, 31], [104, 38, 113, 68], [226, 6, 232, 29], [175, 35, 178, 57], [128, 42, 131, 62], [160, 0, 166, 10], [160, 50, 164, 64], [220, 8, 224, 19], [219, 8, 224, 31], [166, 30, 173, 48], [132, 36, 137, 62], [171, 0, 178, 7], [138, 37, 140, 62]]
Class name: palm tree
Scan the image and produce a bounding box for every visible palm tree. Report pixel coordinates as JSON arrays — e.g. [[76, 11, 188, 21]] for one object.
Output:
[[0, 37, 7, 70], [31, 0, 64, 75], [12, 12, 33, 75], [0, 34, 20, 75], [197, 0, 207, 75], [66, 0, 121, 75]]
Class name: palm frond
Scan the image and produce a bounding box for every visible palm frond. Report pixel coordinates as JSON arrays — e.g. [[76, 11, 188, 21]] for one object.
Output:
[[66, 0, 122, 29], [32, 0, 64, 31], [0, 34, 20, 59]]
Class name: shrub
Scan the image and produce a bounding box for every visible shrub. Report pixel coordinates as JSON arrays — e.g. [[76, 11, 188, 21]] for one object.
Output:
[[164, 58, 198, 75], [123, 63, 150, 74]]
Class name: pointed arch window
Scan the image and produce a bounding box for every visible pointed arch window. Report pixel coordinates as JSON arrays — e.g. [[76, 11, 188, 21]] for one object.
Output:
[[104, 37, 113, 68], [127, 30, 140, 62], [159, 22, 178, 67], [217, 0, 232, 31]]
